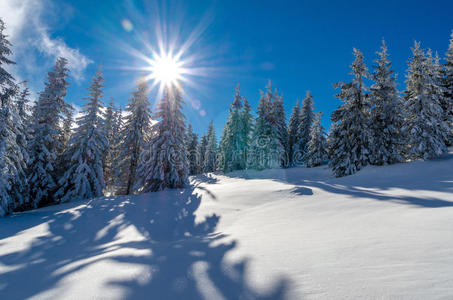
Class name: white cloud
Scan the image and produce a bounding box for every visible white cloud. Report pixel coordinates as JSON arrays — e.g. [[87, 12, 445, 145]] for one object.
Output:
[[0, 0, 91, 82]]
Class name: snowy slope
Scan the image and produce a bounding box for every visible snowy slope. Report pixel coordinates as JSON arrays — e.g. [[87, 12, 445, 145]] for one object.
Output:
[[1, 152, 453, 299]]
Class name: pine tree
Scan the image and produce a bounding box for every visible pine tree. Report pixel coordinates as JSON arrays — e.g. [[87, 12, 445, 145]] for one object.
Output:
[[11, 84, 32, 209], [186, 123, 200, 175], [219, 85, 246, 172], [328, 48, 371, 177], [305, 112, 327, 168], [55, 103, 74, 181], [16, 84, 32, 132], [267, 82, 289, 167], [444, 31, 453, 142], [298, 91, 315, 160], [240, 97, 253, 167], [111, 105, 124, 191], [0, 18, 15, 108], [288, 100, 301, 166], [137, 86, 189, 192], [28, 57, 70, 207], [0, 18, 25, 215], [368, 40, 404, 165], [204, 121, 218, 172], [248, 86, 284, 170], [430, 51, 452, 146], [56, 69, 108, 202], [198, 133, 208, 172], [102, 97, 116, 188], [402, 42, 448, 160], [60, 105, 74, 150], [117, 77, 153, 194], [0, 96, 24, 215]]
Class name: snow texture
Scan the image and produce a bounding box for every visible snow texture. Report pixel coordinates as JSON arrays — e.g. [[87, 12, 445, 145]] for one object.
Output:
[[1, 149, 453, 299]]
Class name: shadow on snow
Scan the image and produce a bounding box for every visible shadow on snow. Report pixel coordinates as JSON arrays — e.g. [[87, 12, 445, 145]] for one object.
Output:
[[222, 151, 453, 208], [0, 179, 289, 299]]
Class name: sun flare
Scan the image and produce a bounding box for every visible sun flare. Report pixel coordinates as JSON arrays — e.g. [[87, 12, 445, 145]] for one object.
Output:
[[147, 52, 183, 88]]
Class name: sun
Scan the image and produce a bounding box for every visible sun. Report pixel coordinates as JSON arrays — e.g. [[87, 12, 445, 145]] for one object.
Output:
[[147, 52, 183, 88]]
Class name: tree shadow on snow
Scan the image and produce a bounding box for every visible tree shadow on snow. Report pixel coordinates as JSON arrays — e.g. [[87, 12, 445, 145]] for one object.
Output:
[[0, 183, 290, 299], [224, 152, 453, 208]]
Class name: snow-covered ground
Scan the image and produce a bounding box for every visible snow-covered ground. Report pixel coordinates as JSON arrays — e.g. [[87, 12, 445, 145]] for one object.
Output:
[[1, 152, 453, 299]]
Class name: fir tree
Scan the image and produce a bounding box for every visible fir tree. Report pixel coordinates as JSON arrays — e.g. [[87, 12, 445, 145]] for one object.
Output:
[[444, 31, 453, 142], [117, 77, 153, 194], [0, 95, 25, 215], [298, 91, 315, 160], [0, 18, 15, 108], [288, 99, 301, 166], [402, 42, 448, 160], [248, 86, 284, 170], [204, 121, 218, 172], [60, 105, 74, 150], [328, 48, 371, 177], [15, 83, 32, 132], [12, 84, 32, 209], [0, 18, 24, 215], [240, 97, 253, 167], [56, 103, 74, 181], [219, 85, 246, 172], [28, 57, 70, 207], [56, 69, 108, 202], [368, 40, 403, 165], [266, 82, 289, 167], [430, 51, 452, 146], [305, 113, 327, 168], [186, 123, 200, 175], [103, 97, 116, 188], [137, 86, 189, 192], [111, 105, 124, 191], [198, 133, 208, 172]]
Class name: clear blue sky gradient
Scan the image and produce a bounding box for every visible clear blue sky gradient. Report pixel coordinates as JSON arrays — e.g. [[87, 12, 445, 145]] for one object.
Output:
[[29, 0, 453, 135]]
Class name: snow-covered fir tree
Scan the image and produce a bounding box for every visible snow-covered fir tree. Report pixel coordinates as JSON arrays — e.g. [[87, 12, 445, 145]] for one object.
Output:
[[240, 96, 253, 167], [267, 82, 289, 167], [328, 48, 371, 177], [111, 105, 124, 190], [288, 99, 301, 166], [368, 40, 404, 165], [0, 18, 15, 109], [16, 83, 33, 155], [136, 86, 189, 192], [444, 31, 453, 143], [298, 91, 314, 161], [204, 121, 218, 172], [402, 42, 448, 160], [219, 85, 246, 172], [102, 97, 117, 188], [0, 18, 26, 215], [15, 83, 32, 133], [12, 83, 32, 208], [198, 133, 208, 171], [0, 95, 25, 215], [305, 112, 327, 168], [56, 69, 108, 202], [117, 77, 153, 194], [55, 102, 74, 180], [28, 57, 70, 207], [429, 51, 452, 145], [248, 86, 284, 170], [186, 123, 200, 175], [60, 104, 74, 150]]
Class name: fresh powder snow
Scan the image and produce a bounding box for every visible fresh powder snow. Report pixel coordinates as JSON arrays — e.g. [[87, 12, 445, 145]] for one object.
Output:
[[1, 150, 453, 299]]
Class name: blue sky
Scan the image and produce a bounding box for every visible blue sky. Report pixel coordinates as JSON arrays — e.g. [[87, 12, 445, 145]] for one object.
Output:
[[2, 0, 453, 135]]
